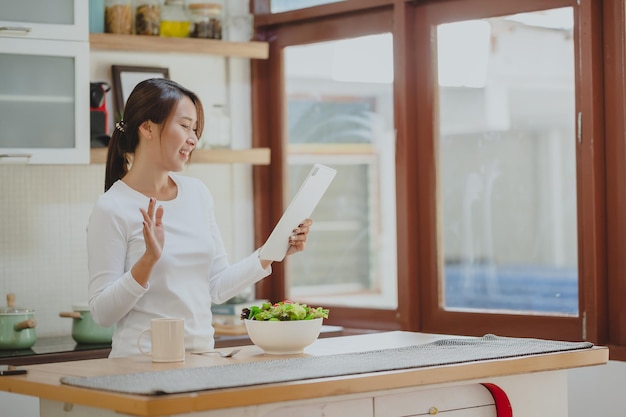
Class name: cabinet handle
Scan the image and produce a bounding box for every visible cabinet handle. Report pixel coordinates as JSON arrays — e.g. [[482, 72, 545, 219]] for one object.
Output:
[[0, 26, 32, 33], [0, 153, 32, 160]]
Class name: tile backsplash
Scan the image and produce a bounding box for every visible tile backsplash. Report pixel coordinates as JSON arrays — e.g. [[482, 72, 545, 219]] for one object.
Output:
[[0, 163, 251, 337]]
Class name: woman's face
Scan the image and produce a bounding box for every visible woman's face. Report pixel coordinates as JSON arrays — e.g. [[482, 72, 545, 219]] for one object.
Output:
[[158, 96, 199, 172]]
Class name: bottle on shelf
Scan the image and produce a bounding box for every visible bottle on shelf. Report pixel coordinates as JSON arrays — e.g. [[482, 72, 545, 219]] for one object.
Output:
[[134, 0, 161, 36], [224, 13, 253, 42], [105, 0, 133, 34], [198, 104, 231, 149], [160, 0, 190, 38], [188, 3, 223, 40], [89, 0, 105, 33]]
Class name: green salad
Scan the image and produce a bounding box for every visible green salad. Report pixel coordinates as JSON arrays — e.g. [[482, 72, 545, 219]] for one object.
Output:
[[241, 300, 329, 321]]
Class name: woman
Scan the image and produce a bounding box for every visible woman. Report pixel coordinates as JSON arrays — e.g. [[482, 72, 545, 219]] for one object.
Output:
[[87, 78, 311, 357]]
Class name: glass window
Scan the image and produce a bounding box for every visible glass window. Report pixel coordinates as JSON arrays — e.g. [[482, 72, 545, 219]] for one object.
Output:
[[271, 0, 345, 13], [437, 8, 578, 315], [283, 34, 397, 309]]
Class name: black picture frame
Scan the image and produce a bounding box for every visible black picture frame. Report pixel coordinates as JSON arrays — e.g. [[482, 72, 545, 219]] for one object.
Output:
[[111, 65, 170, 119]]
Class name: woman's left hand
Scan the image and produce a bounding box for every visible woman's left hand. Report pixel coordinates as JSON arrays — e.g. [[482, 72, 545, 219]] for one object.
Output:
[[286, 218, 313, 256]]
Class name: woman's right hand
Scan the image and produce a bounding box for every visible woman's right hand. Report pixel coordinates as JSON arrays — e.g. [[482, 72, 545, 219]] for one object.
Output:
[[131, 197, 165, 288], [140, 197, 165, 262]]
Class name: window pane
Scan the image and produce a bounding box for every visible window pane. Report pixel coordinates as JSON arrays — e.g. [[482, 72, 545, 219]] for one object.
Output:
[[438, 8, 578, 315], [284, 34, 397, 309], [271, 0, 345, 13]]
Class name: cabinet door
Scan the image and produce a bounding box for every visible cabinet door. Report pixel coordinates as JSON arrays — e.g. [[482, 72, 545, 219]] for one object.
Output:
[[0, 0, 87, 41], [0, 38, 89, 164]]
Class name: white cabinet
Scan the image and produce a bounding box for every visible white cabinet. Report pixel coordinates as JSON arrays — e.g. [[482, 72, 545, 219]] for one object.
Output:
[[260, 398, 374, 417], [0, 0, 89, 164], [375, 384, 498, 417], [0, 391, 39, 417], [257, 385, 500, 417], [0, 0, 88, 41]]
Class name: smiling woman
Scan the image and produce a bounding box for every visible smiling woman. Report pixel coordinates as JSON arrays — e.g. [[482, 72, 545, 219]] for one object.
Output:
[[87, 78, 314, 358]]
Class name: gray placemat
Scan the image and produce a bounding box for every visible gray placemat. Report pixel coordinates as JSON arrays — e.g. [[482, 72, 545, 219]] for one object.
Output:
[[60, 334, 593, 396]]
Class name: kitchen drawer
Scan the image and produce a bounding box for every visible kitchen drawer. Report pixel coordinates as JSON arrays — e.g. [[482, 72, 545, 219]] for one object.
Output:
[[375, 384, 497, 417], [261, 397, 373, 417]]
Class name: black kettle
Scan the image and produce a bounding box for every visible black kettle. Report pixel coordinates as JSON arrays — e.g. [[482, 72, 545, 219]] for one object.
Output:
[[90, 82, 110, 110], [90, 82, 111, 147]]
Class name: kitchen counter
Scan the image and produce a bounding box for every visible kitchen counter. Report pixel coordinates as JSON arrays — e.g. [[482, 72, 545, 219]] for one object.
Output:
[[0, 331, 608, 417]]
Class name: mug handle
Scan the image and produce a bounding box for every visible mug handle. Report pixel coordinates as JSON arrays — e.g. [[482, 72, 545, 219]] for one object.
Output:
[[137, 329, 152, 356]]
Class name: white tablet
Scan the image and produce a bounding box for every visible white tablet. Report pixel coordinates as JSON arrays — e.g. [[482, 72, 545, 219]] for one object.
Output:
[[259, 163, 337, 261]]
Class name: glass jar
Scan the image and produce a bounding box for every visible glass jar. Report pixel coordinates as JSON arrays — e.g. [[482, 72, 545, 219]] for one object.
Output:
[[89, 0, 105, 33], [188, 3, 222, 40], [208, 104, 231, 148], [134, 0, 160, 36], [105, 0, 132, 34], [159, 0, 190, 38]]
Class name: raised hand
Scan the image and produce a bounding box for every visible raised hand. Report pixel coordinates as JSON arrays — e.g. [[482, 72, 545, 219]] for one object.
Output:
[[139, 197, 165, 262]]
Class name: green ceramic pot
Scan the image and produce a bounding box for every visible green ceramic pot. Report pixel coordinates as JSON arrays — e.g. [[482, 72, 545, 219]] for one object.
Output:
[[0, 294, 37, 350], [59, 303, 114, 345]]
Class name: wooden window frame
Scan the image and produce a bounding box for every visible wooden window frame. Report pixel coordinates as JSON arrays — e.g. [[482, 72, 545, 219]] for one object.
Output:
[[251, 0, 626, 360]]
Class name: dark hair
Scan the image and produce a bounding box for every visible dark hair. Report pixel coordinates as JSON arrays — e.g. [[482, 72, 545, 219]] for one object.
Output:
[[104, 78, 205, 191]]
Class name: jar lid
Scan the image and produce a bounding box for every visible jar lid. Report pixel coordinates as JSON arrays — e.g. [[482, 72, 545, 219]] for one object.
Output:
[[188, 2, 222, 11], [0, 306, 34, 314], [2, 293, 34, 314]]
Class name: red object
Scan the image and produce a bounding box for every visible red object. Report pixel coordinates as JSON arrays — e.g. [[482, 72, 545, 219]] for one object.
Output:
[[482, 383, 513, 417], [90, 82, 111, 136]]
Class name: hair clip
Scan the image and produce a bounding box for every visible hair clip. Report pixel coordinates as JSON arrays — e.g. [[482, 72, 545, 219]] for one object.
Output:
[[115, 120, 126, 133]]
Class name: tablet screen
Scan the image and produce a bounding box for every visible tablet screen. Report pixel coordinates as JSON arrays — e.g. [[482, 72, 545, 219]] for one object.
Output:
[[259, 164, 337, 261]]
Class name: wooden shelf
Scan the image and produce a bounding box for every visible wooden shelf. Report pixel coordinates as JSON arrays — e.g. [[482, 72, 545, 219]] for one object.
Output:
[[88, 34, 269, 166], [89, 33, 269, 59], [90, 147, 271, 165]]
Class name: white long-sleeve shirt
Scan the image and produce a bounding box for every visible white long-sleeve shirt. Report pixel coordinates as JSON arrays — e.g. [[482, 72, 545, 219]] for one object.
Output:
[[87, 173, 271, 357]]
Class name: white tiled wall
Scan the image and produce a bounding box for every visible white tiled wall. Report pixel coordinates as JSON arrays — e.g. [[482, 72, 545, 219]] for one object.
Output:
[[0, 163, 252, 337]]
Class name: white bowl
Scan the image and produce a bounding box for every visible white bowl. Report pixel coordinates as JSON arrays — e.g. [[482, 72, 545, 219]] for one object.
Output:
[[244, 318, 323, 354]]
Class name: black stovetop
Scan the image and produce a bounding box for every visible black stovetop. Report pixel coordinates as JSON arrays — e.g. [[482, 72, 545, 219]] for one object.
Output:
[[0, 336, 110, 360]]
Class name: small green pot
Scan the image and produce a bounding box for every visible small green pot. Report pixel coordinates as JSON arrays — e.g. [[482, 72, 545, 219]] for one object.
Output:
[[59, 304, 114, 345], [0, 293, 37, 350]]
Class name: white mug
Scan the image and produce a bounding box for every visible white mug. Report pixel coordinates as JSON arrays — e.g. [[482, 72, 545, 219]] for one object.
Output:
[[137, 318, 185, 362]]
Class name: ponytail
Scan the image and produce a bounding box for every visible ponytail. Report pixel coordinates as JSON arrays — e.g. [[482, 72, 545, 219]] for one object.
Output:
[[104, 121, 132, 191]]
